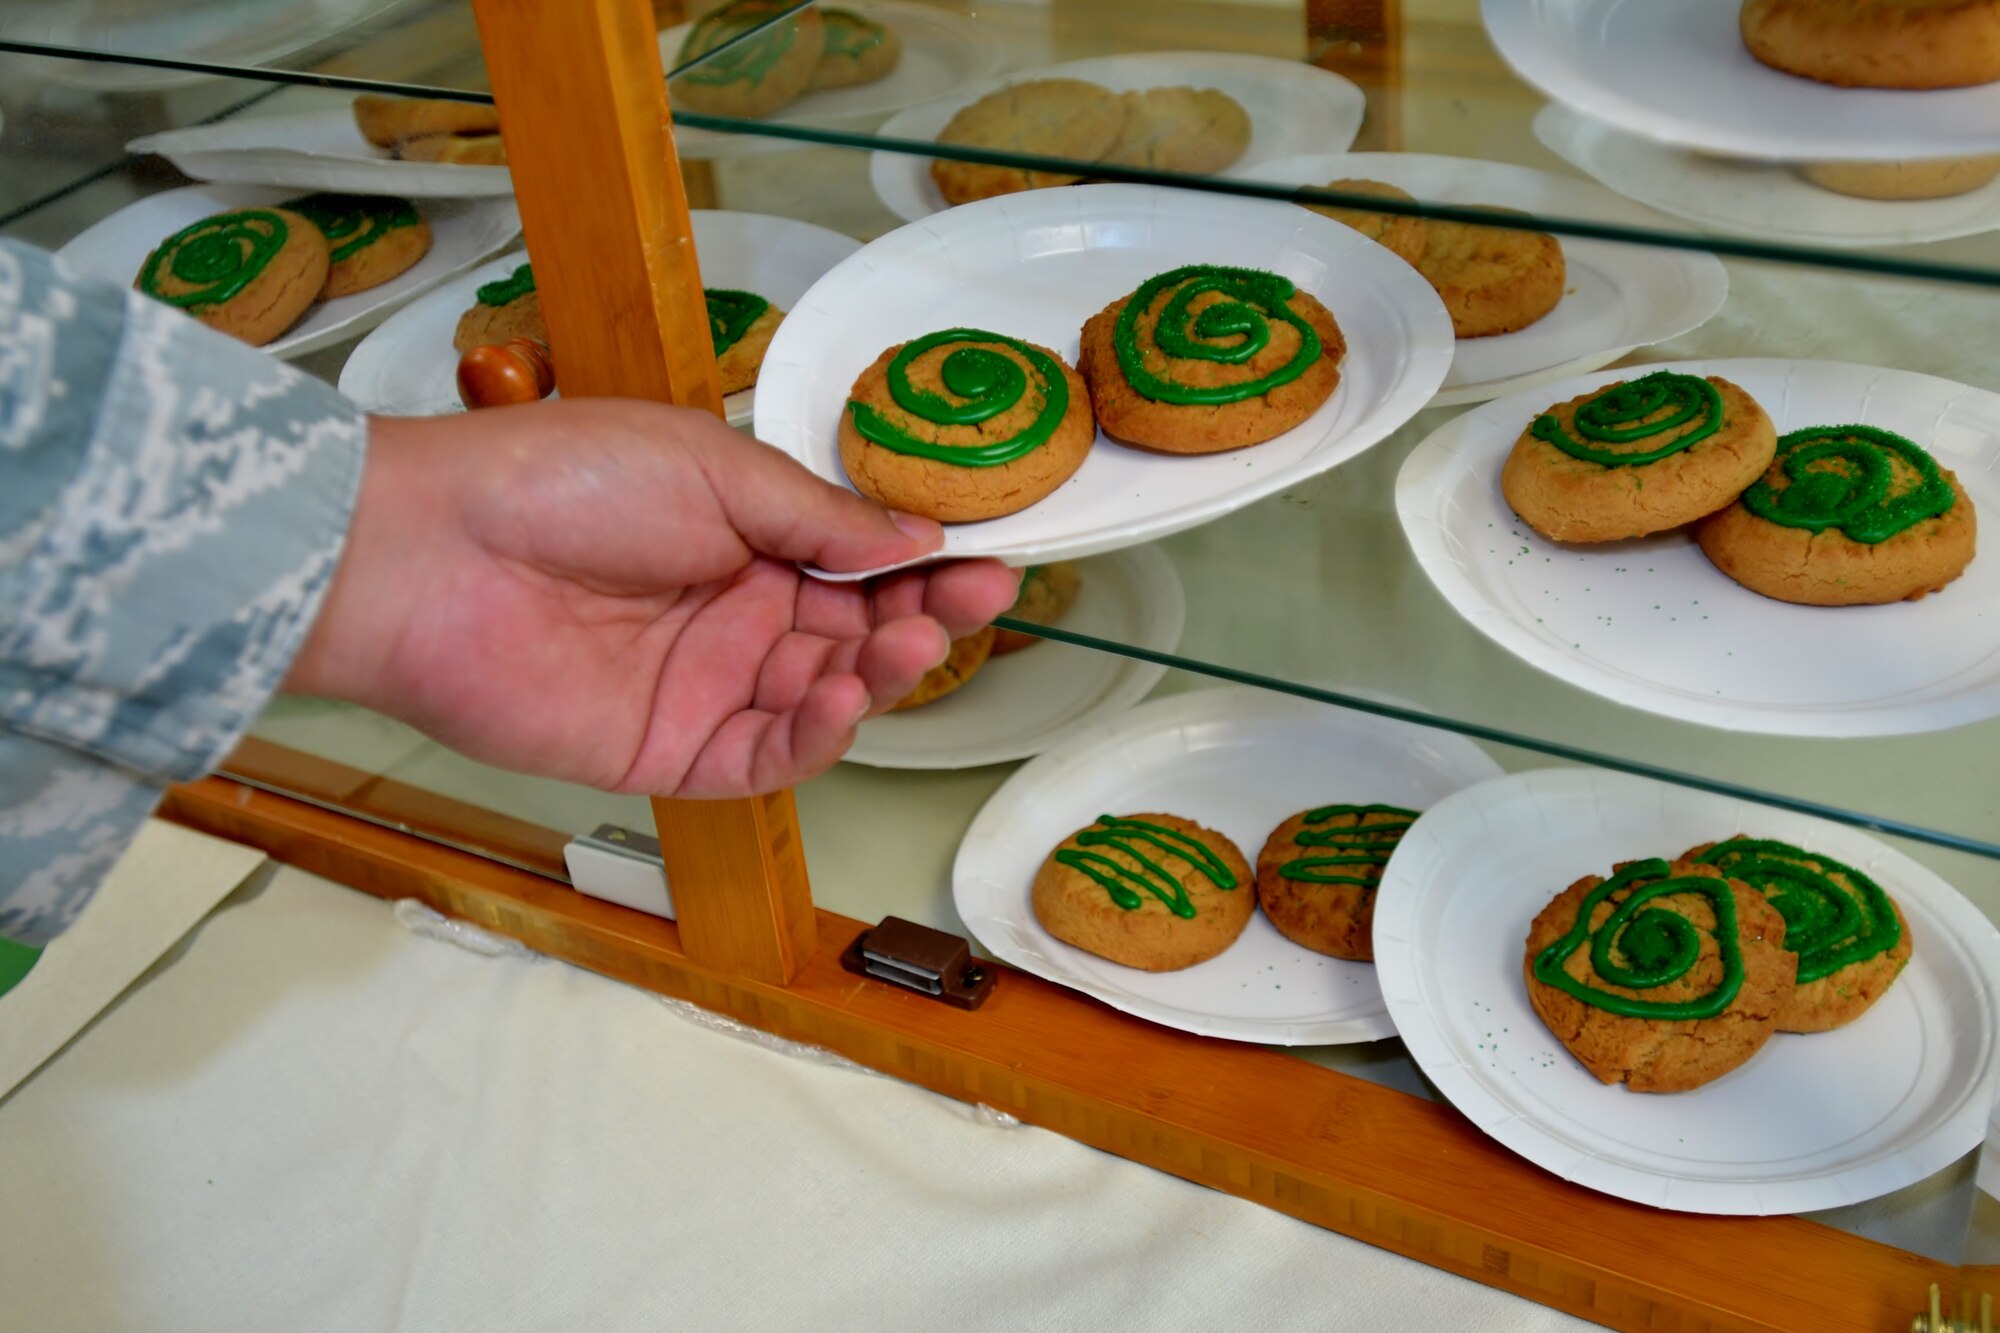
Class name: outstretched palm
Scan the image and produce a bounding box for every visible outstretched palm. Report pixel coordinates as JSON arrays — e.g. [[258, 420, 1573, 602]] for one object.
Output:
[[287, 400, 1017, 797]]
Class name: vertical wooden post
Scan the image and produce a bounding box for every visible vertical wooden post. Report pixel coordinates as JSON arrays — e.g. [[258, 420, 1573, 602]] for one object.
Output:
[[653, 790, 819, 985], [1309, 0, 1402, 152], [469, 0, 818, 985], [470, 0, 721, 408]]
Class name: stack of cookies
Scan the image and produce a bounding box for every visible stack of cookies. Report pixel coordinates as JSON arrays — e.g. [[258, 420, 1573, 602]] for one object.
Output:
[[929, 79, 1253, 206], [1525, 837, 1913, 1093], [1739, 0, 2000, 200], [1502, 369, 1978, 605], [133, 192, 432, 348], [1742, 0, 2000, 91], [887, 561, 1084, 711], [1303, 179, 1565, 339], [838, 263, 1345, 523], [1032, 798, 1421, 972], [671, 0, 901, 118], [354, 95, 506, 166]]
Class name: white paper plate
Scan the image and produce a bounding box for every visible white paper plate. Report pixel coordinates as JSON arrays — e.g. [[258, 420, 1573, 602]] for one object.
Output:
[[1396, 357, 2000, 737], [755, 183, 1454, 578], [868, 51, 1365, 223], [55, 184, 520, 362], [956, 687, 1505, 1043], [128, 109, 514, 198], [340, 210, 861, 424], [660, 1, 1005, 158], [954, 686, 1505, 1043], [1374, 766, 2000, 1215], [845, 545, 1183, 769], [1535, 105, 2000, 250], [1484, 0, 2000, 162], [1249, 153, 1728, 406]]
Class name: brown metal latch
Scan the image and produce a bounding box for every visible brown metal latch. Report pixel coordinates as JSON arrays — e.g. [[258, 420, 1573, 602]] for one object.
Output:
[[841, 917, 995, 1009]]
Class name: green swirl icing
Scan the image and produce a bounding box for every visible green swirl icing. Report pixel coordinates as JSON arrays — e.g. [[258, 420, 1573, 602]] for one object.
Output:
[[822, 8, 886, 56], [705, 288, 769, 354], [1530, 370, 1724, 467], [1114, 265, 1322, 405], [476, 262, 536, 308], [847, 327, 1069, 467], [1278, 804, 1418, 886], [1693, 838, 1900, 984], [280, 192, 420, 264], [137, 210, 290, 310], [1531, 858, 1745, 1021], [679, 0, 798, 86], [1740, 424, 1955, 544], [1055, 814, 1239, 919]]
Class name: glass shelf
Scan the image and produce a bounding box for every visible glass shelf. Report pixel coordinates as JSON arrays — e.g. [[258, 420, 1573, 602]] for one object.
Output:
[[2, 7, 1992, 926], [652, 0, 2000, 288], [1, 2, 1992, 940], [8, 1, 2000, 283]]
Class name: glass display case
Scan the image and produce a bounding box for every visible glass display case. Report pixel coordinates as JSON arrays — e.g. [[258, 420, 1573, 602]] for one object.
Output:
[[5, 1, 1998, 1326]]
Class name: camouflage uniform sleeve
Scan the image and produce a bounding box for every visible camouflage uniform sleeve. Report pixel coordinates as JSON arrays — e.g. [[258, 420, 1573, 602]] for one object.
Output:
[[0, 239, 366, 944]]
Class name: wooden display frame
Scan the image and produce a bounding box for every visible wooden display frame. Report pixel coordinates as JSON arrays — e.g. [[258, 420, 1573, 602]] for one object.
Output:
[[160, 766, 1953, 1333], [189, 1, 1992, 1327]]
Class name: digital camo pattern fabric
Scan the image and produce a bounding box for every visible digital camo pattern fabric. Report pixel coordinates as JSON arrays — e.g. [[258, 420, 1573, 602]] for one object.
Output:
[[0, 239, 365, 944]]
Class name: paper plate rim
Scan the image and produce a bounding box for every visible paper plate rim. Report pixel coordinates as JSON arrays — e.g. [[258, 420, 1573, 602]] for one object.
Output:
[[1372, 765, 2000, 1214]]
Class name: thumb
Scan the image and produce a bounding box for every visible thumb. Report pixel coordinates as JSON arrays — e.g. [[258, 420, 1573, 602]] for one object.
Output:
[[697, 429, 944, 571]]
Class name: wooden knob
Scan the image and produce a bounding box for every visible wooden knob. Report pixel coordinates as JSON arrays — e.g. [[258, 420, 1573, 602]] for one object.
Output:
[[457, 337, 556, 409]]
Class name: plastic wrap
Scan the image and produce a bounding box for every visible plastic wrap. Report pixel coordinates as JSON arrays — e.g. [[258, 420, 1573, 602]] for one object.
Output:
[[392, 898, 543, 961], [391, 897, 1019, 1127], [656, 994, 1020, 1128]]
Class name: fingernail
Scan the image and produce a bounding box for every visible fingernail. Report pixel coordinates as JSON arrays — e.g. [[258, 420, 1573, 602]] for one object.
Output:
[[848, 700, 871, 730], [890, 510, 942, 546]]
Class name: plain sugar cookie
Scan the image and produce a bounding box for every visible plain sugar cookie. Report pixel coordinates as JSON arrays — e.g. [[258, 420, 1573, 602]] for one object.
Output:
[[1742, 0, 2000, 89]]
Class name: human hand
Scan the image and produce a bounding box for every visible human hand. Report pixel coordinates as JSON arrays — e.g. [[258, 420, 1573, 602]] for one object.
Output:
[[284, 400, 1018, 797]]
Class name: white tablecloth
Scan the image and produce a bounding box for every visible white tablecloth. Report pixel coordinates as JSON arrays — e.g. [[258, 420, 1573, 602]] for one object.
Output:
[[0, 842, 1588, 1331]]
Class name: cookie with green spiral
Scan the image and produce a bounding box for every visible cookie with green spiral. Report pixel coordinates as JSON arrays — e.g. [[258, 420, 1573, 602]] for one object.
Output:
[[1078, 264, 1345, 453], [1684, 837, 1912, 1033], [671, 0, 826, 119], [1524, 858, 1796, 1093], [1696, 423, 1977, 605], [134, 207, 330, 347], [808, 8, 900, 91], [1502, 371, 1777, 543], [706, 288, 785, 395], [839, 328, 1095, 522], [453, 261, 545, 355], [279, 192, 430, 299]]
